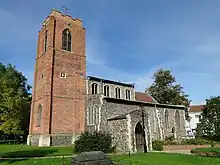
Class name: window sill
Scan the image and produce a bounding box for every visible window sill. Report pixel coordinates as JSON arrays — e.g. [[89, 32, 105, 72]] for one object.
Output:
[[61, 49, 73, 53], [87, 124, 95, 126]]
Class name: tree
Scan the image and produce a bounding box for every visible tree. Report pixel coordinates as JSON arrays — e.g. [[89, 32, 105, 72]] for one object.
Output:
[[146, 69, 191, 107], [0, 63, 31, 137], [196, 96, 220, 139]]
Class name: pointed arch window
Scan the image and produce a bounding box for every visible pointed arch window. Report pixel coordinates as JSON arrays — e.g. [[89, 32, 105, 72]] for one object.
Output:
[[87, 106, 95, 125], [126, 89, 131, 100], [36, 104, 42, 127], [44, 30, 48, 52], [175, 110, 181, 130], [115, 87, 121, 99], [103, 85, 109, 97], [165, 109, 169, 129], [62, 29, 71, 51], [91, 83, 98, 94]]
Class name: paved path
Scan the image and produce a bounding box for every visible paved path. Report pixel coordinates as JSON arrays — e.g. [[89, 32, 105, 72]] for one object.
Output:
[[161, 150, 192, 155]]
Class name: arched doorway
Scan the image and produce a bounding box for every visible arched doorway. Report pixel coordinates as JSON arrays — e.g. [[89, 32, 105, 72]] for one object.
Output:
[[135, 122, 145, 152]]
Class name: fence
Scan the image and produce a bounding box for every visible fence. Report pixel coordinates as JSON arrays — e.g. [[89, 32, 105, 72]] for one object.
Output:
[[0, 135, 25, 145]]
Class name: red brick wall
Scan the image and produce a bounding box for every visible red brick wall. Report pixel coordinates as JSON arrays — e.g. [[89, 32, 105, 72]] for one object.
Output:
[[29, 10, 86, 136]]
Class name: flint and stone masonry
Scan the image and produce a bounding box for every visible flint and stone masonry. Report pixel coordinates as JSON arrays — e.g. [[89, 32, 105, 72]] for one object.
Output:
[[28, 9, 187, 151]]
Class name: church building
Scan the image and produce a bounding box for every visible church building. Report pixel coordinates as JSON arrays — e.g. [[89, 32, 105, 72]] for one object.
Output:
[[28, 9, 187, 152]]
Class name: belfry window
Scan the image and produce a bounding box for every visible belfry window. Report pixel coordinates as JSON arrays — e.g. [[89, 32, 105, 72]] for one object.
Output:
[[126, 89, 131, 100], [91, 83, 98, 94], [62, 29, 71, 51], [115, 87, 121, 99], [103, 85, 109, 97], [44, 30, 47, 52]]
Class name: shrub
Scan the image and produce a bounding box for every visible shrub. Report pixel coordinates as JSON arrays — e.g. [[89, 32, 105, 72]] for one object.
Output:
[[181, 138, 211, 145], [74, 131, 112, 153], [152, 140, 164, 151], [163, 140, 178, 145], [191, 147, 220, 157], [163, 135, 178, 145], [210, 141, 215, 147], [165, 135, 175, 141], [199, 135, 220, 142]]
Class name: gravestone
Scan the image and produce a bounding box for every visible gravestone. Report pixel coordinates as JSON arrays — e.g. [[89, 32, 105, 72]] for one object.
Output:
[[71, 151, 115, 165]]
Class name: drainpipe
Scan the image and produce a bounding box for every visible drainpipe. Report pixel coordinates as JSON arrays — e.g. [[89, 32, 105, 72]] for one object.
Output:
[[49, 18, 56, 145]]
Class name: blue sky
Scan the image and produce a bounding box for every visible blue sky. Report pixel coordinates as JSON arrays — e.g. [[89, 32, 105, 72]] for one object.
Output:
[[1, 0, 220, 105]]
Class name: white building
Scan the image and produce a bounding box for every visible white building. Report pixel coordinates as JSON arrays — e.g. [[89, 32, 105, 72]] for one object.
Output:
[[185, 105, 204, 137]]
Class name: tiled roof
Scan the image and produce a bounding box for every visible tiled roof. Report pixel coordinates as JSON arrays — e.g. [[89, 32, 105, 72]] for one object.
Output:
[[189, 105, 205, 113], [135, 92, 157, 103]]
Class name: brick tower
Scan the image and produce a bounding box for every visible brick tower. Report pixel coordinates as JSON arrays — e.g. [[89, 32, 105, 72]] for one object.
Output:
[[27, 9, 86, 146]]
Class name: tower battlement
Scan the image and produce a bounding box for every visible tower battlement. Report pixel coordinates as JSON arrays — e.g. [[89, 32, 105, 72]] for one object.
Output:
[[41, 9, 84, 32]]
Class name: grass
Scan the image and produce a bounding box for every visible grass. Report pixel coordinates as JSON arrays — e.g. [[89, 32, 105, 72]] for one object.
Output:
[[0, 157, 73, 165], [0, 144, 73, 164], [193, 147, 220, 153], [113, 152, 220, 165], [1, 145, 220, 165], [1, 152, 220, 165], [191, 147, 220, 157], [0, 145, 74, 158]]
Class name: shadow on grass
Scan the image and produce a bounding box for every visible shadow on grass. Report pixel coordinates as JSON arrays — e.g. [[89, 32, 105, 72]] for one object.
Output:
[[0, 149, 58, 164]]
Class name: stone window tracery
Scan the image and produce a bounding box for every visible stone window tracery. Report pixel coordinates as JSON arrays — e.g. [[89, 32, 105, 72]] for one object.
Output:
[[62, 29, 71, 51], [91, 83, 98, 94], [125, 89, 131, 100], [103, 85, 109, 97], [88, 106, 95, 125], [115, 87, 121, 99]]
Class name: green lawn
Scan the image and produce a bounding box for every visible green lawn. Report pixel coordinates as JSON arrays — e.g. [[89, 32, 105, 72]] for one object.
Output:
[[193, 147, 220, 153], [191, 147, 220, 157], [0, 157, 72, 165], [113, 152, 220, 165], [1, 145, 220, 165], [0, 145, 73, 158], [1, 152, 220, 165]]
